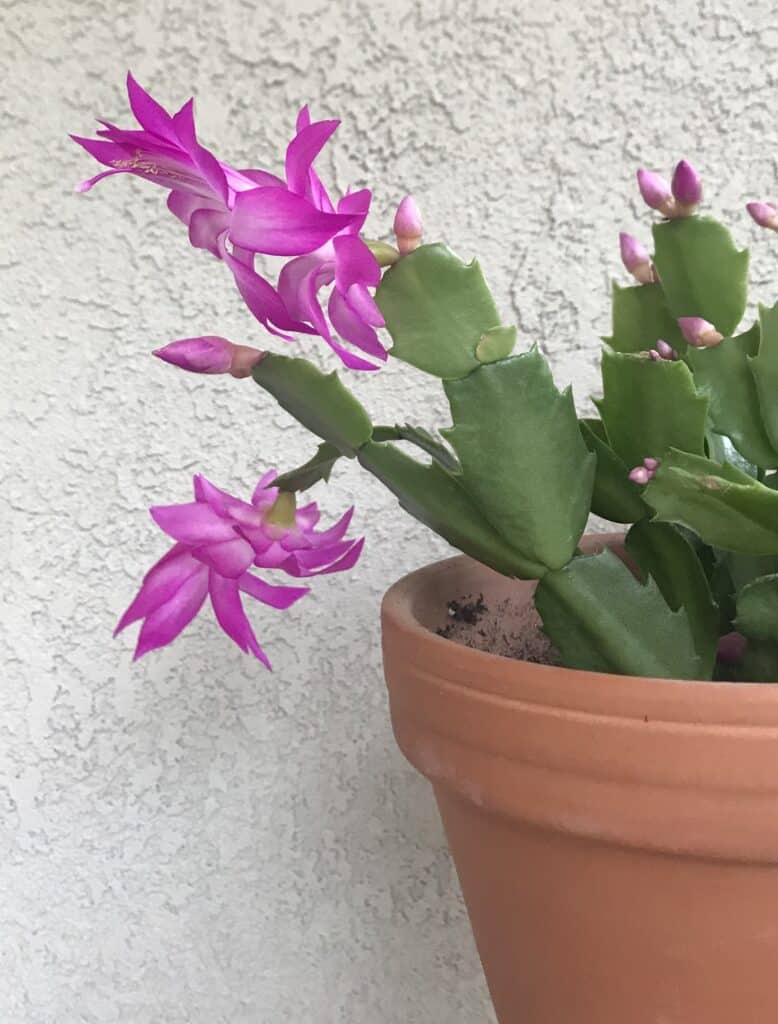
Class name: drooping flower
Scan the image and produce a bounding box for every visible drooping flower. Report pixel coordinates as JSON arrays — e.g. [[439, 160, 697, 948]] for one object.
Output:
[[232, 106, 388, 370], [619, 232, 655, 284], [393, 196, 423, 255], [73, 77, 386, 368], [747, 202, 778, 231], [115, 471, 364, 665], [671, 159, 702, 213], [153, 336, 266, 377], [677, 316, 723, 348]]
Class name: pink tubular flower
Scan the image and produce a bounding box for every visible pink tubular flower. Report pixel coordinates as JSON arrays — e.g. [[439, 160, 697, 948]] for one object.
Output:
[[677, 316, 724, 348], [747, 202, 778, 231], [153, 336, 265, 377], [234, 106, 388, 371], [619, 232, 655, 284], [115, 472, 364, 665], [73, 77, 387, 369]]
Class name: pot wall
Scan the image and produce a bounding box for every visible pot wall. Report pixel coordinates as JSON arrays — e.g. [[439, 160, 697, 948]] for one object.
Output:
[[381, 539, 778, 1023]]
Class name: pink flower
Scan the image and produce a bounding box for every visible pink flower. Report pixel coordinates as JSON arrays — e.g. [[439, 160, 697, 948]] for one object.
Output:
[[619, 232, 655, 284], [671, 159, 702, 210], [637, 169, 675, 217], [677, 316, 723, 349], [115, 472, 364, 665], [73, 77, 386, 368], [233, 106, 388, 371], [393, 195, 423, 255], [747, 202, 778, 231], [153, 336, 265, 377]]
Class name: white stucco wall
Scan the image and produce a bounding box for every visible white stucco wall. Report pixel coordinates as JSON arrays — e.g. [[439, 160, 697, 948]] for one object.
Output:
[[3, 1, 777, 1020]]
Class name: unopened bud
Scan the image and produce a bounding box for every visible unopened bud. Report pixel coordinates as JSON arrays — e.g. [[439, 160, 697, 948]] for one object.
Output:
[[747, 201, 778, 231], [677, 316, 723, 349], [628, 457, 660, 485], [393, 195, 423, 255], [656, 339, 678, 360], [619, 232, 655, 284], [637, 168, 675, 217], [154, 336, 265, 377], [671, 159, 702, 216]]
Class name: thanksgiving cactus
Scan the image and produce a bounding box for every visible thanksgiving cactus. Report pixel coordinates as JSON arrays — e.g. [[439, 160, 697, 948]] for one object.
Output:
[[74, 74, 778, 682]]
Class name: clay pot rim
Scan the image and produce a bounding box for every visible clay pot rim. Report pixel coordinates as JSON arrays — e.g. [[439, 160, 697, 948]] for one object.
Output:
[[382, 551, 778, 728]]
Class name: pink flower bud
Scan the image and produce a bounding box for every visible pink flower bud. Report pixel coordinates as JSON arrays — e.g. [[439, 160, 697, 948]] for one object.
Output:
[[671, 159, 702, 213], [655, 339, 678, 360], [393, 195, 423, 255], [677, 316, 724, 349], [628, 466, 651, 485], [619, 232, 655, 284], [154, 336, 265, 377], [747, 201, 778, 231], [716, 631, 747, 664], [642, 457, 660, 472], [637, 168, 675, 217]]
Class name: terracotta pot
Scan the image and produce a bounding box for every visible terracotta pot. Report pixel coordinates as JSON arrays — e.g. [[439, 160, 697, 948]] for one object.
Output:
[[381, 534, 778, 1024]]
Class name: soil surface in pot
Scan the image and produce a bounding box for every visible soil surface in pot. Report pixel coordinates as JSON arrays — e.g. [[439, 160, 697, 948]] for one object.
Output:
[[437, 592, 559, 665]]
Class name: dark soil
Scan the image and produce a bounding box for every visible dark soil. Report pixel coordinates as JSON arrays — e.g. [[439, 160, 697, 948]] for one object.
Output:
[[436, 593, 559, 665]]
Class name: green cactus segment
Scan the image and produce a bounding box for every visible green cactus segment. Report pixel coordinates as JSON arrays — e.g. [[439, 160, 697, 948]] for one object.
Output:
[[535, 548, 702, 679], [475, 325, 517, 364], [604, 282, 686, 355], [443, 349, 596, 571], [375, 243, 502, 379], [749, 301, 778, 454], [580, 419, 649, 523], [358, 441, 545, 578], [272, 442, 342, 492], [643, 449, 778, 555], [596, 350, 708, 468], [371, 424, 460, 472], [253, 353, 372, 456], [625, 521, 718, 676], [734, 574, 778, 643], [688, 322, 778, 469], [652, 216, 748, 337]]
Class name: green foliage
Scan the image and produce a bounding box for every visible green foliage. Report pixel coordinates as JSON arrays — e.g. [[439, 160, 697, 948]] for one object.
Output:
[[652, 216, 748, 336], [749, 302, 778, 454], [625, 521, 718, 676], [358, 441, 544, 578], [253, 354, 372, 456], [596, 349, 708, 467], [371, 424, 459, 472], [272, 442, 342, 492], [580, 419, 649, 523], [375, 244, 502, 379], [475, 325, 517, 363], [734, 575, 778, 682], [604, 282, 686, 355], [534, 548, 702, 679], [688, 322, 778, 469], [643, 449, 778, 555], [443, 349, 595, 571]]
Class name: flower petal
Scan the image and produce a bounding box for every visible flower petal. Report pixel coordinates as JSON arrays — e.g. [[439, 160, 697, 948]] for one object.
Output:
[[328, 290, 387, 361], [171, 98, 229, 205], [230, 188, 358, 256], [208, 571, 271, 665], [189, 208, 230, 255], [239, 573, 309, 609], [337, 189, 372, 233], [126, 72, 178, 143], [285, 119, 339, 195], [133, 564, 209, 659], [150, 501, 237, 544], [224, 248, 313, 340], [194, 536, 255, 578], [115, 544, 202, 634], [285, 537, 365, 577], [251, 470, 279, 506]]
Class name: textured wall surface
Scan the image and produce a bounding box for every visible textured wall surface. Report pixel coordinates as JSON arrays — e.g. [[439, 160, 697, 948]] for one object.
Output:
[[3, 1, 778, 1021]]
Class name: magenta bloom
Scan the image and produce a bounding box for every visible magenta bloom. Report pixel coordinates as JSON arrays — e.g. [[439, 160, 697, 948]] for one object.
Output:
[[235, 107, 388, 371], [153, 336, 265, 377], [115, 472, 364, 665], [73, 77, 387, 370]]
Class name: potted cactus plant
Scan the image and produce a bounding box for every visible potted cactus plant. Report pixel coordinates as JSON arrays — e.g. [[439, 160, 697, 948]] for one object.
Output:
[[73, 76, 778, 1024]]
